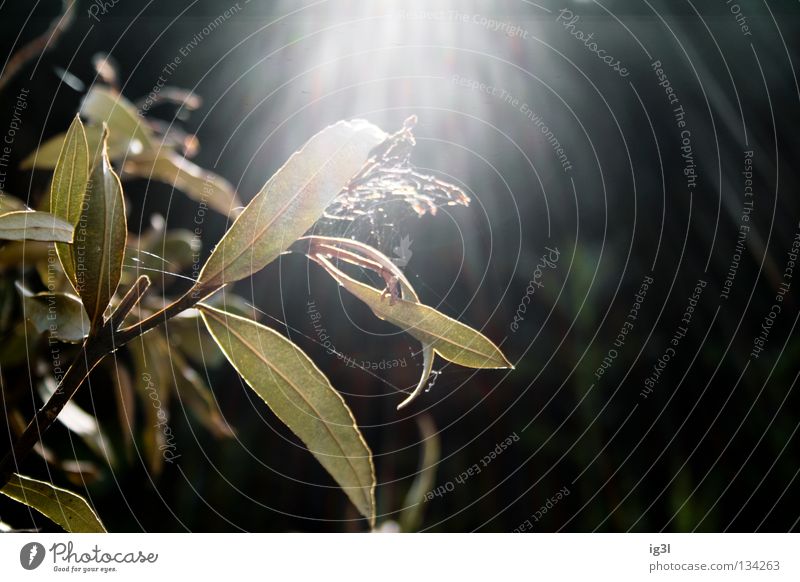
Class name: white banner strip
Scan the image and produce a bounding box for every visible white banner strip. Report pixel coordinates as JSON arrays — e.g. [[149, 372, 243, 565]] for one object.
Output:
[[1, 533, 798, 581]]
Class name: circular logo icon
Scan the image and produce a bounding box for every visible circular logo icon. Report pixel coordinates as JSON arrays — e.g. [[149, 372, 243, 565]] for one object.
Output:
[[20, 542, 46, 570]]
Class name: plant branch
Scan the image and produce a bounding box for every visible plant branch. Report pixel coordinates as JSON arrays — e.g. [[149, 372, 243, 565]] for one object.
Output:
[[115, 282, 221, 344], [0, 280, 220, 488], [0, 0, 76, 94], [108, 275, 151, 329], [0, 340, 103, 488]]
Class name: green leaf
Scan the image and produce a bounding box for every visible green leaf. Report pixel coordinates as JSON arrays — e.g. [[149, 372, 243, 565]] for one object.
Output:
[[0, 210, 74, 242], [50, 116, 89, 289], [170, 309, 226, 367], [128, 331, 172, 476], [199, 303, 375, 524], [80, 86, 154, 150], [0, 473, 106, 532], [309, 236, 437, 409], [125, 228, 199, 281], [20, 123, 139, 170], [74, 128, 127, 329], [172, 349, 233, 438], [301, 236, 437, 409], [315, 255, 512, 370], [107, 360, 136, 458], [197, 119, 387, 288], [38, 377, 114, 464], [123, 152, 242, 217], [17, 283, 89, 343]]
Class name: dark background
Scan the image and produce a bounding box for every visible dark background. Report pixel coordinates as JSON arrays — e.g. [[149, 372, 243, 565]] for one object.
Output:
[[1, 0, 799, 532]]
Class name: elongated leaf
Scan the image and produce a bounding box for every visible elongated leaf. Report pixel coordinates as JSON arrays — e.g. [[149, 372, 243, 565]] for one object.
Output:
[[38, 377, 114, 464], [0, 210, 73, 242], [0, 241, 51, 270], [172, 350, 233, 438], [129, 331, 172, 476], [315, 255, 512, 370], [124, 152, 241, 217], [0, 473, 106, 532], [199, 303, 375, 523], [107, 360, 136, 458], [197, 120, 387, 288], [74, 128, 127, 328], [170, 309, 225, 367], [50, 116, 89, 289], [17, 283, 89, 342], [80, 86, 154, 150], [302, 236, 437, 410], [21, 124, 140, 170]]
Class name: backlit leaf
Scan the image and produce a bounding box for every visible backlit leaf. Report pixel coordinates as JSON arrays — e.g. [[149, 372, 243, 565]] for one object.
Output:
[[38, 377, 114, 464], [129, 331, 172, 476], [300, 236, 437, 409], [315, 255, 512, 370], [197, 120, 387, 288], [0, 210, 73, 243], [73, 128, 127, 329], [20, 123, 140, 170], [123, 152, 241, 217], [80, 86, 154, 150], [172, 350, 233, 438], [17, 283, 89, 343], [0, 473, 106, 533], [199, 303, 375, 523], [50, 115, 89, 289]]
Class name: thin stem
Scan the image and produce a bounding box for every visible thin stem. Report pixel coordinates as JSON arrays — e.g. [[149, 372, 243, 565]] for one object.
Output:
[[115, 283, 220, 344], [108, 275, 151, 329], [0, 0, 75, 93], [0, 340, 103, 487], [0, 281, 220, 488]]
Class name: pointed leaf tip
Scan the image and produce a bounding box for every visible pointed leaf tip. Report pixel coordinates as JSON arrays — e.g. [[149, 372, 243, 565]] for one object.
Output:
[[198, 303, 376, 523]]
